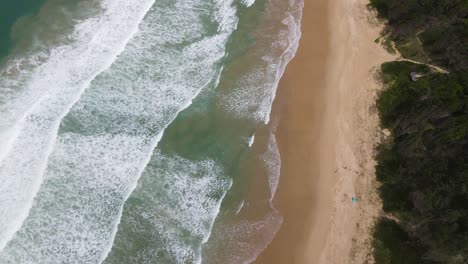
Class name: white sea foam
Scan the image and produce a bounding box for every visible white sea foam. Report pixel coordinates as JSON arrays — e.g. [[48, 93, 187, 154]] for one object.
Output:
[[241, 0, 256, 8], [98, 129, 165, 264], [0, 0, 156, 252], [203, 2, 304, 262], [219, 0, 303, 125], [0, 0, 303, 262], [264, 0, 303, 124], [234, 200, 245, 215], [0, 0, 238, 262], [103, 2, 238, 263], [262, 132, 281, 200], [204, 208, 283, 264], [202, 127, 283, 263], [248, 134, 256, 147], [105, 151, 231, 264]]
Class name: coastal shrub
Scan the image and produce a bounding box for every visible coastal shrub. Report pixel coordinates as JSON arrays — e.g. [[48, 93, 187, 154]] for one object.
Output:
[[369, 0, 468, 70], [373, 61, 468, 263], [373, 219, 431, 264], [376, 61, 430, 127], [371, 1, 468, 262]]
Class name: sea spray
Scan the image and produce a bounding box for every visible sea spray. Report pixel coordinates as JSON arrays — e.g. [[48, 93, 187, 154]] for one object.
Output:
[[0, 0, 155, 252]]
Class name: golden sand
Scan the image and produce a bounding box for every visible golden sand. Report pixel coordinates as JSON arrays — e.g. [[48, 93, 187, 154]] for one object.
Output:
[[254, 0, 396, 263]]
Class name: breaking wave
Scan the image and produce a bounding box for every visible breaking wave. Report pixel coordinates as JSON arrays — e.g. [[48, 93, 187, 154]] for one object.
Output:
[[0, 0, 303, 263]]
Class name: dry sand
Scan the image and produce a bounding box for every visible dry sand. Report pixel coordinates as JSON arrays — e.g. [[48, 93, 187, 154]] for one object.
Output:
[[254, 0, 396, 263]]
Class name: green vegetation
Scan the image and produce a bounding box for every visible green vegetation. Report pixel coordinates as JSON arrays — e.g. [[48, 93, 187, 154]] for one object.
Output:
[[374, 36, 397, 54], [373, 219, 435, 264], [370, 1, 468, 263], [369, 0, 468, 70], [374, 61, 468, 263], [383, 37, 397, 55]]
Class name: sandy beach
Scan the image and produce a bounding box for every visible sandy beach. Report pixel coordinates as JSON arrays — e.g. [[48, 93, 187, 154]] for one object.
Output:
[[254, 0, 396, 263]]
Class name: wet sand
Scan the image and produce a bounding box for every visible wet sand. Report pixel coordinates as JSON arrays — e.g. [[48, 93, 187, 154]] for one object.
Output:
[[254, 0, 395, 263], [254, 0, 333, 262]]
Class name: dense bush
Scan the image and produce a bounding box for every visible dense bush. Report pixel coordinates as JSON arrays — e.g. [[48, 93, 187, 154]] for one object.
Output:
[[369, 0, 468, 70], [373, 219, 434, 264], [374, 62, 468, 263], [370, 1, 468, 262]]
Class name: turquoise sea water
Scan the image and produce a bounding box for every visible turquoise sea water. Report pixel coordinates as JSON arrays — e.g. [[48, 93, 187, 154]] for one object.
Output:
[[0, 0, 45, 58], [0, 0, 302, 263]]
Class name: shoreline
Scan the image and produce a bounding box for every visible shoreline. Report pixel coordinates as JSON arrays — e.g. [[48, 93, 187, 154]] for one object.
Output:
[[254, 0, 332, 262], [254, 0, 395, 263]]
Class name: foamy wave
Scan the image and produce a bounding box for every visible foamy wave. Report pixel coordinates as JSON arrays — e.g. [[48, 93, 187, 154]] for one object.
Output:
[[264, 0, 303, 124], [105, 151, 231, 264], [201, 126, 285, 263], [0, 134, 151, 263], [0, 0, 238, 262], [0, 0, 155, 252], [203, 208, 283, 264], [202, 1, 304, 261], [248, 134, 256, 147], [262, 132, 281, 200], [219, 0, 303, 125], [103, 1, 239, 263], [241, 0, 256, 8]]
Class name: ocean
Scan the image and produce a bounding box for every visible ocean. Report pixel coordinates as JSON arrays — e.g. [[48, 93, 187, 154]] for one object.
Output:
[[0, 0, 302, 263]]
